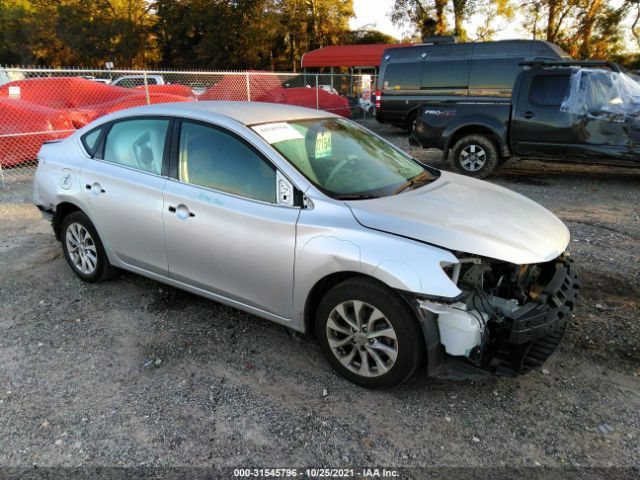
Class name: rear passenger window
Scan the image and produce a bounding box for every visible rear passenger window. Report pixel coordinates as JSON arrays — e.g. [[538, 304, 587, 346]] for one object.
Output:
[[529, 75, 570, 107], [382, 62, 423, 91], [421, 60, 470, 89], [102, 119, 169, 175]]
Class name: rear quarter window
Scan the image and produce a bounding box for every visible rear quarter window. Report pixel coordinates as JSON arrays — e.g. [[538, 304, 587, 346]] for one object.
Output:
[[81, 127, 104, 156]]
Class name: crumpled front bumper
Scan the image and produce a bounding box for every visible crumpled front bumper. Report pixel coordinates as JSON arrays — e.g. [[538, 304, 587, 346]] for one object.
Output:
[[493, 257, 580, 375], [420, 256, 580, 378], [504, 258, 580, 344]]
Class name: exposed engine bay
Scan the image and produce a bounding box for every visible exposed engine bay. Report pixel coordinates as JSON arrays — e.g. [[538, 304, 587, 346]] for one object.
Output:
[[419, 254, 579, 375]]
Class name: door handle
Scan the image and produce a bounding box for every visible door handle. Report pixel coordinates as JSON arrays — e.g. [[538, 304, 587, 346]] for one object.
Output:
[[523, 111, 536, 119], [85, 183, 106, 194], [168, 204, 195, 219]]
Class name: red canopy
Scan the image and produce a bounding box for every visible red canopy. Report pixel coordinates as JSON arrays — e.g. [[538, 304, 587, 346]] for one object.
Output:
[[301, 44, 405, 68]]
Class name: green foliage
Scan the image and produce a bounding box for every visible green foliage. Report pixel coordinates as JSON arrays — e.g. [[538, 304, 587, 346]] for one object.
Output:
[[0, 0, 31, 64], [1, 0, 637, 68], [345, 28, 399, 45], [390, 0, 636, 58]]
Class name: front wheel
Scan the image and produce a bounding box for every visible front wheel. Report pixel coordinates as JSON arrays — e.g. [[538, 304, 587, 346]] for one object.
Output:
[[448, 134, 499, 179], [315, 278, 424, 389]]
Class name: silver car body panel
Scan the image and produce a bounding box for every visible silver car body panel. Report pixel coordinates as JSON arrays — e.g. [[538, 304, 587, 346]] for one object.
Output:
[[32, 101, 570, 336], [81, 160, 168, 275], [162, 178, 300, 317], [347, 171, 570, 265]]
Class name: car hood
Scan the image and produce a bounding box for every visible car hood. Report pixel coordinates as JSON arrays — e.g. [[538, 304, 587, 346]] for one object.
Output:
[[346, 171, 570, 265]]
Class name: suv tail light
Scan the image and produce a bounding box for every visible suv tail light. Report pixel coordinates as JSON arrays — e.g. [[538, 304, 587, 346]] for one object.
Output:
[[375, 90, 381, 110]]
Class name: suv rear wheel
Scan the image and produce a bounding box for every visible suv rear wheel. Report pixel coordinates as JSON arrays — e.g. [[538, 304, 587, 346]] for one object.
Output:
[[405, 112, 418, 135], [448, 134, 499, 179], [315, 278, 424, 389]]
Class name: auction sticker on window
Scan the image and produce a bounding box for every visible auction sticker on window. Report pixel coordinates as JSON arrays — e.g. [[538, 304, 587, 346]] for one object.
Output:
[[315, 131, 332, 158], [252, 122, 303, 144]]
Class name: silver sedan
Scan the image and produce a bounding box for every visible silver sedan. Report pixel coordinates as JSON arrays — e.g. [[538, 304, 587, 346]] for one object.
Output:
[[32, 102, 578, 388]]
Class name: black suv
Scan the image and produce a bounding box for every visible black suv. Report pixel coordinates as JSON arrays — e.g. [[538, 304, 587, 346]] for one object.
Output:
[[375, 39, 569, 132]]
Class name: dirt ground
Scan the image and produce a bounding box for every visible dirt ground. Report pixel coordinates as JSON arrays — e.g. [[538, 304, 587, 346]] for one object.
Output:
[[0, 121, 639, 474]]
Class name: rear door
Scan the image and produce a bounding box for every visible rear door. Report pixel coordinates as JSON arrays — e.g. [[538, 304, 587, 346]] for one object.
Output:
[[511, 71, 573, 158], [80, 117, 171, 275]]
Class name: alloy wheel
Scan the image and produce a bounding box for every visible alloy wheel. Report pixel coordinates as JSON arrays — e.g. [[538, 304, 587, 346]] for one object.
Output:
[[65, 222, 98, 275], [326, 300, 398, 377], [460, 144, 487, 172]]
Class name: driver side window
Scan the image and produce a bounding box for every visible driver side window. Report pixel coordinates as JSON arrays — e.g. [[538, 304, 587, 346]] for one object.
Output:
[[178, 122, 276, 203], [103, 119, 170, 175]]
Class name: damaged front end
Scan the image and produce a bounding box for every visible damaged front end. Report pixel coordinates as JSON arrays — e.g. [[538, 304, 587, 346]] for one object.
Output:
[[418, 254, 579, 376]]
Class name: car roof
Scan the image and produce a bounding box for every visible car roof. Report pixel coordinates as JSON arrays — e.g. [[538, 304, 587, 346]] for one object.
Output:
[[109, 101, 338, 126]]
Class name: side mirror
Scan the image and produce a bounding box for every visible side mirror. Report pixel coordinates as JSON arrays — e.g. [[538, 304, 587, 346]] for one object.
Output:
[[276, 171, 294, 207]]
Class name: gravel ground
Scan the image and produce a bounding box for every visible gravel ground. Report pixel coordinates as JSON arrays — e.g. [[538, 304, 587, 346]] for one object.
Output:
[[0, 121, 639, 474]]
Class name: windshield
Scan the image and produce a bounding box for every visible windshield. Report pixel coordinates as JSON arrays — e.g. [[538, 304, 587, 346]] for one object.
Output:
[[252, 118, 439, 199]]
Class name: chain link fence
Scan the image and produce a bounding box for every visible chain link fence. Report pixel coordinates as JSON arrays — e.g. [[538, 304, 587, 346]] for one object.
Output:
[[0, 67, 377, 202]]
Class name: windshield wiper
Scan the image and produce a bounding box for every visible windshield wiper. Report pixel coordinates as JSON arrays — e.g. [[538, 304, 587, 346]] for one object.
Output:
[[393, 170, 435, 195], [335, 193, 378, 200]]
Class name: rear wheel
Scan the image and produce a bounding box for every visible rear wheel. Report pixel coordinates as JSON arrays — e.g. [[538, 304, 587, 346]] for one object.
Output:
[[61, 211, 116, 282], [448, 134, 499, 179], [405, 112, 418, 135], [315, 278, 424, 389]]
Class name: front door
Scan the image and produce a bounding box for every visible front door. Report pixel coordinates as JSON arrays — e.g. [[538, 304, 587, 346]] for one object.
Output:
[[162, 120, 299, 319], [81, 117, 171, 275]]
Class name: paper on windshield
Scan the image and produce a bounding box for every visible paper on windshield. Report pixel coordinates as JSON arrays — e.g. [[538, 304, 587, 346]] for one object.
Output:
[[252, 122, 303, 144], [315, 131, 332, 158]]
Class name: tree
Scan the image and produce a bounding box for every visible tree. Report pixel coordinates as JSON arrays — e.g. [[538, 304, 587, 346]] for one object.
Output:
[[0, 0, 31, 64], [276, 0, 354, 71], [632, 0, 640, 49], [473, 0, 513, 40], [345, 28, 398, 44], [55, 0, 156, 67], [0, 0, 156, 67], [518, 0, 630, 59], [390, 0, 447, 39]]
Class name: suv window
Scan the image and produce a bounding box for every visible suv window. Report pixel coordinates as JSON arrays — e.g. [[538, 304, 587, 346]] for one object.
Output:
[[469, 58, 524, 90], [103, 119, 169, 175], [382, 62, 423, 91], [421, 60, 470, 89], [529, 74, 570, 107], [178, 122, 276, 203]]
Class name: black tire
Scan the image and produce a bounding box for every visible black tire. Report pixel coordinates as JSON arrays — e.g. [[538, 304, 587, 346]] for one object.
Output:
[[448, 134, 499, 179], [405, 112, 418, 135], [61, 211, 116, 283], [315, 278, 424, 389]]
